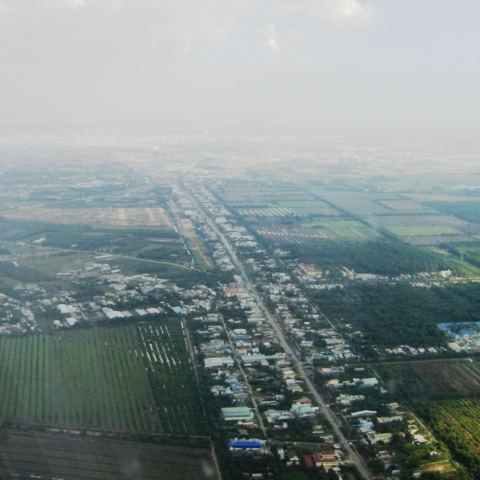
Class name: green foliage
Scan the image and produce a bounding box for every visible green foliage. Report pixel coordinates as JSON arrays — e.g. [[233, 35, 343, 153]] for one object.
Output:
[[0, 321, 203, 434], [311, 283, 480, 348], [0, 260, 52, 283], [420, 399, 480, 477], [287, 238, 448, 275]]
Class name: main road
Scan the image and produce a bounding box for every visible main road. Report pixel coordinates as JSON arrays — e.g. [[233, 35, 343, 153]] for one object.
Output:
[[181, 182, 375, 480]]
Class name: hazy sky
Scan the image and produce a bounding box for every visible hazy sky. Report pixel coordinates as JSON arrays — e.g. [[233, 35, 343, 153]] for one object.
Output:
[[1, 0, 479, 137]]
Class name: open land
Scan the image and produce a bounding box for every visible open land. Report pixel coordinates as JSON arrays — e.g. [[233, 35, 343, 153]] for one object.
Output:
[[0, 207, 172, 228], [0, 429, 216, 480]]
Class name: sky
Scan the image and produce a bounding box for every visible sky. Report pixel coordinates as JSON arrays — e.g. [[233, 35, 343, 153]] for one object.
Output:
[[1, 0, 479, 138]]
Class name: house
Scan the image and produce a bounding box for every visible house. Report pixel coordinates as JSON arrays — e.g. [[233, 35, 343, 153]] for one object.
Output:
[[314, 450, 339, 469]]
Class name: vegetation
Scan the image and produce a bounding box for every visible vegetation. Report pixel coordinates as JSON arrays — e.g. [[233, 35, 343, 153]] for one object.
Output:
[[387, 225, 460, 237], [420, 399, 480, 478], [378, 361, 480, 400], [311, 283, 480, 349], [287, 238, 449, 275], [0, 218, 189, 263], [428, 201, 480, 224], [0, 321, 203, 434]]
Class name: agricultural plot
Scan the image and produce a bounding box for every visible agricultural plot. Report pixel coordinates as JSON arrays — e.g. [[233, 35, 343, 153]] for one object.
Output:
[[220, 182, 340, 216], [236, 200, 339, 218], [255, 219, 376, 245], [221, 184, 310, 208], [379, 360, 480, 400], [364, 214, 480, 244], [0, 321, 203, 434], [425, 200, 480, 224], [309, 190, 398, 215], [387, 225, 460, 237], [0, 429, 217, 480], [378, 199, 436, 214], [364, 214, 480, 232], [408, 193, 480, 203], [238, 207, 300, 217], [0, 207, 172, 228], [447, 241, 480, 266], [421, 399, 480, 477], [0, 218, 191, 265], [274, 199, 340, 216], [300, 219, 377, 240]]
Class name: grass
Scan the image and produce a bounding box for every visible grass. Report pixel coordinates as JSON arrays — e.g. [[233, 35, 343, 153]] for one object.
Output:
[[0, 321, 203, 434], [427, 246, 480, 278], [301, 218, 377, 240]]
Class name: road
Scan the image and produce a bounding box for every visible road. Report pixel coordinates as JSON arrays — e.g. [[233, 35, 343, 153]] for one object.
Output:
[[183, 183, 375, 480], [219, 313, 268, 436]]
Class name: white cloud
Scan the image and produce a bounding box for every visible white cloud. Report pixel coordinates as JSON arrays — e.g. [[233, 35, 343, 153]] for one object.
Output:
[[0, 0, 11, 13], [279, 0, 376, 29], [46, 0, 87, 9], [264, 23, 279, 50]]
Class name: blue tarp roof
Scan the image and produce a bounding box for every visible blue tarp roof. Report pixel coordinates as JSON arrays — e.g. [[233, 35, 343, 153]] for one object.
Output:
[[229, 440, 263, 449]]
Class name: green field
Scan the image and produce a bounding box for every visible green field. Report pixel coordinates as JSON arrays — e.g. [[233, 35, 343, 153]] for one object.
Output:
[[275, 199, 339, 216], [426, 201, 480, 224], [387, 225, 460, 237], [310, 190, 396, 215], [0, 321, 203, 434], [0, 218, 190, 264], [421, 399, 480, 477], [378, 198, 436, 214], [301, 218, 377, 240]]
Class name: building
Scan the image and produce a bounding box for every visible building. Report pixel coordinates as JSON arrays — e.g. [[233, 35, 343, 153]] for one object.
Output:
[[204, 356, 234, 368], [222, 407, 254, 422], [229, 439, 266, 452]]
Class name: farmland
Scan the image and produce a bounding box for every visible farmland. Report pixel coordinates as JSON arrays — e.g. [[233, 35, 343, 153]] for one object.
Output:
[[252, 218, 377, 246], [445, 241, 480, 268], [0, 206, 172, 228], [0, 429, 217, 480], [305, 188, 480, 247], [0, 218, 191, 265], [300, 218, 377, 240], [309, 189, 399, 215], [379, 360, 480, 400], [420, 399, 480, 477], [0, 321, 203, 434], [218, 181, 340, 216], [220, 183, 313, 207], [237, 200, 339, 218], [378, 198, 436, 214], [387, 225, 460, 237], [424, 201, 480, 224]]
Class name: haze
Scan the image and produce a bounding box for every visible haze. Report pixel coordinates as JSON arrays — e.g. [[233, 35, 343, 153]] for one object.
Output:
[[1, 0, 479, 138]]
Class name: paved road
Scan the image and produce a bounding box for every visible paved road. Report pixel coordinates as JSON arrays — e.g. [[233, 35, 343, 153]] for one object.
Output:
[[184, 183, 374, 480], [219, 313, 268, 436]]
